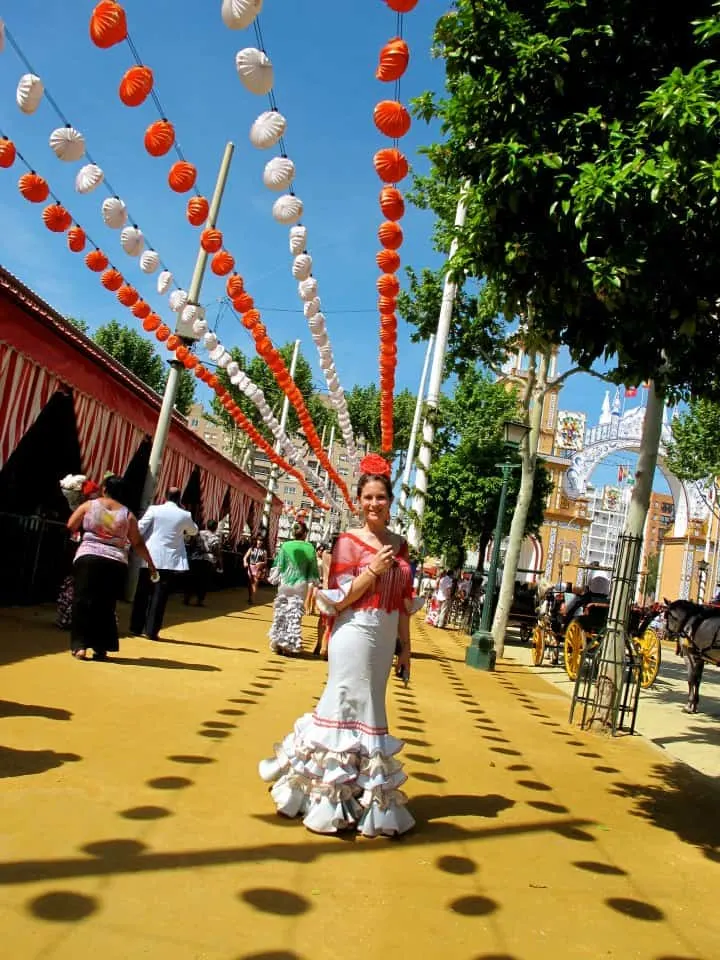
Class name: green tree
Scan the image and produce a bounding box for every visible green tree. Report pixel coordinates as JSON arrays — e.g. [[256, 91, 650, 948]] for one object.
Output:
[[93, 319, 195, 416], [405, 1, 720, 674], [67, 316, 89, 334], [211, 342, 337, 450], [345, 384, 416, 479], [421, 369, 552, 567]]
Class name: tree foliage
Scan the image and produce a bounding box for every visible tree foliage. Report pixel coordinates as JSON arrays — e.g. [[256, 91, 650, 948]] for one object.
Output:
[[211, 342, 337, 448], [666, 399, 720, 482], [91, 319, 196, 416], [421, 369, 552, 563], [345, 383, 416, 471], [407, 0, 720, 397]]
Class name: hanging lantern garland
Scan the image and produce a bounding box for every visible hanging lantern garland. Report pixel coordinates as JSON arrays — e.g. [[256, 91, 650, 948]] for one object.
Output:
[[219, 8, 358, 468], [92, 2, 344, 508], [0, 135, 325, 505], [374, 1, 415, 453]]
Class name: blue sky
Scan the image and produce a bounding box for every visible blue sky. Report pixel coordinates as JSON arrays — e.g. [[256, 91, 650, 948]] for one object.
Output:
[[0, 1, 667, 493]]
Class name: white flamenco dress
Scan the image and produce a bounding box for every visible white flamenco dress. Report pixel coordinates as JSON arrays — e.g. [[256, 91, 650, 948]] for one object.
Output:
[[259, 532, 417, 837]]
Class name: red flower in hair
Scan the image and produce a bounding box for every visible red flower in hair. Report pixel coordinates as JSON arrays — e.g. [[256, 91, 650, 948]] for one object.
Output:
[[360, 453, 392, 478]]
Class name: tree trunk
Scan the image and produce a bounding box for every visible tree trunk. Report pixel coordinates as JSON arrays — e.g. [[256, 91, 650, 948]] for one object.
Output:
[[476, 531, 491, 572], [596, 382, 664, 728], [491, 349, 549, 657]]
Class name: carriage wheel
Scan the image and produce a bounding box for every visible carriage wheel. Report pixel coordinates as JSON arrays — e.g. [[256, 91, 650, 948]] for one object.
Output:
[[564, 620, 585, 681], [531, 625, 545, 666], [638, 627, 661, 689]]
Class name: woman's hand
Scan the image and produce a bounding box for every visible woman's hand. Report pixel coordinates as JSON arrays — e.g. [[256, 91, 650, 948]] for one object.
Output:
[[370, 544, 395, 576]]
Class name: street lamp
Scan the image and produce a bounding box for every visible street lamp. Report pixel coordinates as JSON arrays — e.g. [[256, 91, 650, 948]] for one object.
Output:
[[697, 558, 709, 603], [466, 419, 529, 670]]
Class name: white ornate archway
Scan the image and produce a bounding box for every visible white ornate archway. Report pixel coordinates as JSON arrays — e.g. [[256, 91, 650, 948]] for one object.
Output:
[[562, 403, 708, 539]]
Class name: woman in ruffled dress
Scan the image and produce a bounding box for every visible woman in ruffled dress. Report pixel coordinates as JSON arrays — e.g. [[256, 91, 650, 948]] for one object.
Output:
[[268, 520, 319, 655], [259, 455, 418, 837]]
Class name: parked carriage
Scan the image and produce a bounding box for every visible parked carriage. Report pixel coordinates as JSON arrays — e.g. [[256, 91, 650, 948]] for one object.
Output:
[[531, 596, 661, 689]]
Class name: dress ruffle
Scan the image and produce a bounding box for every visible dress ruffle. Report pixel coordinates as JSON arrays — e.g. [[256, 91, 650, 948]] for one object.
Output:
[[259, 712, 414, 837], [269, 593, 305, 654]]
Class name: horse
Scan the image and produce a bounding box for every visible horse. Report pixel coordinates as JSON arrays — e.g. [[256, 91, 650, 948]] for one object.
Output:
[[664, 598, 720, 713]]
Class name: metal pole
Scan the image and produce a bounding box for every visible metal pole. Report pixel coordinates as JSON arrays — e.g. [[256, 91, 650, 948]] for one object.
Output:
[[140, 141, 235, 513], [408, 185, 470, 550], [321, 425, 336, 542], [262, 338, 301, 533], [396, 334, 435, 531]]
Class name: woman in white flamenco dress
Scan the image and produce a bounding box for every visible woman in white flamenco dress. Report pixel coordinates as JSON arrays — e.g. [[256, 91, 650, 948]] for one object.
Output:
[[259, 462, 420, 837]]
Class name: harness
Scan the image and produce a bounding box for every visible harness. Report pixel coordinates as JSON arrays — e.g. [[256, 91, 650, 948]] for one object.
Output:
[[670, 606, 720, 660]]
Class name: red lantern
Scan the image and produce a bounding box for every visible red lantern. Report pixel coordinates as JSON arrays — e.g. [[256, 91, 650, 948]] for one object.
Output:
[[89, 1, 128, 49], [168, 161, 197, 193], [385, 0, 418, 12], [376, 249, 400, 272], [201, 228, 223, 253], [85, 249, 109, 272], [378, 296, 397, 315], [142, 314, 161, 332], [376, 37, 410, 83], [194, 364, 207, 379], [226, 273, 244, 298], [117, 284, 139, 306], [373, 100, 411, 139], [42, 203, 72, 233], [211, 250, 235, 276], [377, 273, 400, 297], [166, 335, 180, 352], [155, 324, 170, 342], [67, 226, 87, 252], [378, 221, 403, 250], [373, 148, 408, 184], [379, 187, 405, 221], [131, 300, 151, 319], [101, 268, 124, 291], [234, 292, 254, 313], [144, 120, 175, 157], [187, 195, 209, 227], [0, 138, 17, 168], [119, 65, 153, 107]]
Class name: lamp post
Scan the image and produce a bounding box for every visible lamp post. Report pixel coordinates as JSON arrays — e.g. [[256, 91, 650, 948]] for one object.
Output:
[[466, 419, 528, 671]]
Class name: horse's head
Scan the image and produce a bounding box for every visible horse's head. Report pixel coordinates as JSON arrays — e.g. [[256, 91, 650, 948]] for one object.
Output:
[[664, 598, 699, 638]]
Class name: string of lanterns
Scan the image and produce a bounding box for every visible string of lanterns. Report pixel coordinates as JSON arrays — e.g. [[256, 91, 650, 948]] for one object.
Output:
[[374, 0, 417, 452], [0, 132, 328, 509], [89, 1, 351, 509], [2, 16, 181, 301], [220, 3, 358, 465]]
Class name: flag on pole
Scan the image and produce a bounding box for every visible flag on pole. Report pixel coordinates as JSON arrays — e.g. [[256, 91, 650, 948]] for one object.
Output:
[[625, 386, 638, 398], [618, 464, 634, 485]]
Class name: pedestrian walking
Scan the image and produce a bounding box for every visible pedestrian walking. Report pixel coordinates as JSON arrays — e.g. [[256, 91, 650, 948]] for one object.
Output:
[[267, 520, 319, 656], [67, 475, 156, 660], [130, 487, 198, 641], [184, 520, 223, 606], [243, 536, 268, 604]]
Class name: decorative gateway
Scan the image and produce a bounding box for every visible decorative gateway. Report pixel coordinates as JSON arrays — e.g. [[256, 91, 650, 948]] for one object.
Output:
[[602, 486, 621, 513], [555, 411, 586, 452]]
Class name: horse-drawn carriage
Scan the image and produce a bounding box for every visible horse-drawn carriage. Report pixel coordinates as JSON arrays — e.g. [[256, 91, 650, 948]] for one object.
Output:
[[531, 587, 662, 689]]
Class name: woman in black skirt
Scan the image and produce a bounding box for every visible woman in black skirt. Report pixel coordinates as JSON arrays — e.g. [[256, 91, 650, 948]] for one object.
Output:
[[67, 475, 156, 660]]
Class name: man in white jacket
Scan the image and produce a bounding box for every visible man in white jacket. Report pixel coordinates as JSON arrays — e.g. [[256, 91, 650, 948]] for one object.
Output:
[[130, 487, 198, 640]]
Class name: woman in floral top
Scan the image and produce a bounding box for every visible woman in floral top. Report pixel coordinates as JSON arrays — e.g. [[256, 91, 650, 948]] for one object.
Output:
[[268, 520, 319, 655]]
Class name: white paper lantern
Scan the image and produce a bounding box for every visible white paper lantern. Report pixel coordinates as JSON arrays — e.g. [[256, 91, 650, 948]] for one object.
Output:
[[226, 361, 240, 379], [313, 332, 329, 349], [181, 304, 199, 326], [49, 126, 86, 162], [169, 289, 188, 313], [16, 73, 44, 114], [236, 373, 250, 391], [74, 163, 104, 195], [209, 343, 225, 363], [192, 317, 209, 337], [138, 250, 159, 274], [157, 270, 173, 294], [102, 197, 128, 229], [203, 333, 218, 353], [312, 312, 326, 329], [289, 224, 307, 255], [230, 371, 244, 385], [298, 277, 318, 301], [217, 351, 232, 369], [235, 47, 274, 94], [327, 376, 340, 392], [120, 225, 144, 257], [263, 156, 295, 192], [221, 0, 263, 30], [303, 298, 321, 319], [272, 194, 303, 225], [249, 110, 287, 149], [292, 254, 313, 281]]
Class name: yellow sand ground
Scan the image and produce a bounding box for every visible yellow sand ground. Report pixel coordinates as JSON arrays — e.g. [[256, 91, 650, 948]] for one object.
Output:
[[1, 589, 718, 960]]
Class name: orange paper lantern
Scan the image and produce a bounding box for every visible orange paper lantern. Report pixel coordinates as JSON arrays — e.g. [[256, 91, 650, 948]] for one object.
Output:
[[207, 375, 219, 390], [183, 353, 198, 369], [156, 324, 170, 342], [144, 120, 175, 157], [0, 138, 16, 168], [85, 249, 109, 272], [373, 148, 408, 184], [379, 186, 405, 221], [201, 228, 223, 253], [374, 100, 411, 139], [168, 161, 197, 193], [186, 195, 209, 226], [376, 37, 410, 82], [378, 220, 403, 250], [131, 300, 151, 319], [166, 335, 180, 352], [175, 345, 189, 362], [18, 172, 49, 203], [101, 268, 123, 291], [194, 364, 207, 379], [378, 295, 397, 314], [211, 250, 234, 276], [226, 273, 244, 298], [67, 226, 86, 252], [376, 249, 400, 272], [377, 273, 400, 297], [42, 203, 72, 233], [234, 293, 254, 313], [119, 65, 153, 107], [89, 1, 127, 49], [117, 284, 139, 306], [142, 314, 161, 332], [385, 0, 418, 11]]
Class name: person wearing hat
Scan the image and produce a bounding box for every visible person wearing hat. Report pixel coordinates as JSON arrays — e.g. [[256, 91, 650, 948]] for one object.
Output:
[[562, 574, 610, 628]]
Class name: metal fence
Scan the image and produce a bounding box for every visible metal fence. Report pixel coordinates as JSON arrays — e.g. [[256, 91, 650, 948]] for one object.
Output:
[[0, 512, 71, 606]]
